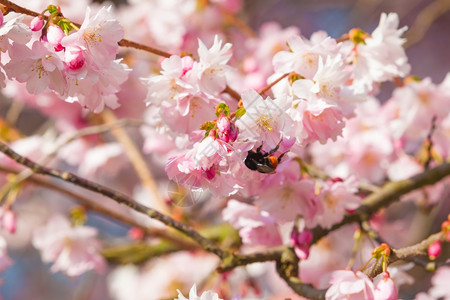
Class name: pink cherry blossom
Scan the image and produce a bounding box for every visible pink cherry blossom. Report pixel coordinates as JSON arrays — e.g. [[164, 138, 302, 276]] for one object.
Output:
[[256, 176, 319, 224], [429, 266, 450, 300], [273, 31, 340, 79], [176, 284, 223, 300], [236, 89, 294, 150], [4, 41, 66, 95], [223, 199, 282, 247], [0, 12, 32, 52], [195, 35, 233, 95], [312, 177, 361, 229], [32, 214, 106, 277], [348, 13, 410, 94], [61, 6, 123, 71], [326, 270, 375, 300], [374, 272, 398, 300]]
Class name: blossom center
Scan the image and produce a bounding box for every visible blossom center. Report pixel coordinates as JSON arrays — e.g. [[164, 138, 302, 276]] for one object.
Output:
[[256, 115, 274, 132]]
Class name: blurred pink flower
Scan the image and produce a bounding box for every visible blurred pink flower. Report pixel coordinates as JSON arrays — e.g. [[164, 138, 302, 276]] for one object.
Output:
[[176, 284, 222, 300], [223, 199, 282, 247], [32, 214, 106, 277], [326, 270, 375, 300]]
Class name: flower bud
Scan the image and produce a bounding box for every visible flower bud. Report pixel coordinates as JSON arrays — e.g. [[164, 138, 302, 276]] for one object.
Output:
[[374, 272, 398, 300], [128, 227, 144, 240], [30, 16, 44, 31], [0, 206, 16, 234], [0, 10, 4, 27], [65, 47, 85, 70], [217, 114, 238, 143], [47, 25, 65, 51], [291, 228, 313, 260], [203, 164, 217, 180], [181, 56, 194, 77], [428, 240, 441, 260]]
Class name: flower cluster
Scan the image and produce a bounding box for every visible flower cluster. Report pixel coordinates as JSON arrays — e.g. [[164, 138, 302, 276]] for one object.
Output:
[[0, 1, 448, 300], [1, 5, 129, 113]]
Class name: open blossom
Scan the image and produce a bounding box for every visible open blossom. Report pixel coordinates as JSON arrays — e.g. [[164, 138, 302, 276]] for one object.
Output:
[[326, 270, 375, 300], [0, 12, 32, 52], [385, 75, 450, 148], [176, 284, 223, 300], [311, 177, 361, 229], [428, 266, 450, 300], [194, 35, 233, 95], [223, 199, 282, 247], [273, 31, 340, 79], [61, 6, 123, 71], [348, 12, 410, 93], [256, 175, 319, 224], [5, 41, 66, 95], [32, 214, 106, 277], [236, 89, 294, 150]]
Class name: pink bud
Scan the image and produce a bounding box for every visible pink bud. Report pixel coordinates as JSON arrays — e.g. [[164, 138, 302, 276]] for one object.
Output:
[[428, 240, 441, 260], [217, 114, 231, 132], [181, 56, 194, 77], [65, 47, 85, 70], [374, 272, 398, 300], [0, 10, 4, 27], [30, 16, 44, 31], [203, 164, 217, 180], [46, 25, 65, 51], [0, 207, 16, 234], [290, 228, 313, 260], [128, 227, 144, 240]]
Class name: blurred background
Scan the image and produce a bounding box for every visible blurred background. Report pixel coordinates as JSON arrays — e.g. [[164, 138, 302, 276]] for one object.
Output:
[[1, 0, 449, 299]]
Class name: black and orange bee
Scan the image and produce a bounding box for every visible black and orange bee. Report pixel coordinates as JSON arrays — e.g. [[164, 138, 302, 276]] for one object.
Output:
[[244, 142, 287, 174]]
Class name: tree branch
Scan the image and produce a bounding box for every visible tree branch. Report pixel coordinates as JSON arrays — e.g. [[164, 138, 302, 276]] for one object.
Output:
[[365, 231, 446, 278], [0, 164, 198, 250], [0, 141, 227, 259], [311, 162, 450, 244]]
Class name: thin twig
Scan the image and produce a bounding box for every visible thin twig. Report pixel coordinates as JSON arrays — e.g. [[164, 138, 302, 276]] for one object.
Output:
[[100, 110, 165, 212], [311, 162, 450, 244], [257, 72, 290, 96], [0, 141, 227, 259], [0, 164, 197, 249], [404, 0, 450, 48]]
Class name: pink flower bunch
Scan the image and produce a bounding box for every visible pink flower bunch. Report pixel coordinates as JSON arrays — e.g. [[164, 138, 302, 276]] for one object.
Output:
[[326, 270, 398, 300], [32, 214, 106, 277], [2, 6, 129, 113]]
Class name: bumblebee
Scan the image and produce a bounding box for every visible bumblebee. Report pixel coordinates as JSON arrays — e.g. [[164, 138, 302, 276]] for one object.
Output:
[[244, 142, 287, 174]]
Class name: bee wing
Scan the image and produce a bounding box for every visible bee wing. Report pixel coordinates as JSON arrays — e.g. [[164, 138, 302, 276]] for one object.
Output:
[[256, 164, 276, 174]]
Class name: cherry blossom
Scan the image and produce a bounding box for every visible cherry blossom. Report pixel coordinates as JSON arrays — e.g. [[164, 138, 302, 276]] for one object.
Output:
[[236, 89, 294, 150], [223, 199, 282, 247], [348, 12, 411, 93], [176, 284, 223, 300], [326, 270, 376, 300], [61, 6, 123, 71], [32, 214, 106, 277]]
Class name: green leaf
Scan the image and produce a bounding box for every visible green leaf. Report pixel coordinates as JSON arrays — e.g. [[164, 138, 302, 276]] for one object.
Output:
[[216, 103, 230, 117], [234, 107, 246, 119]]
